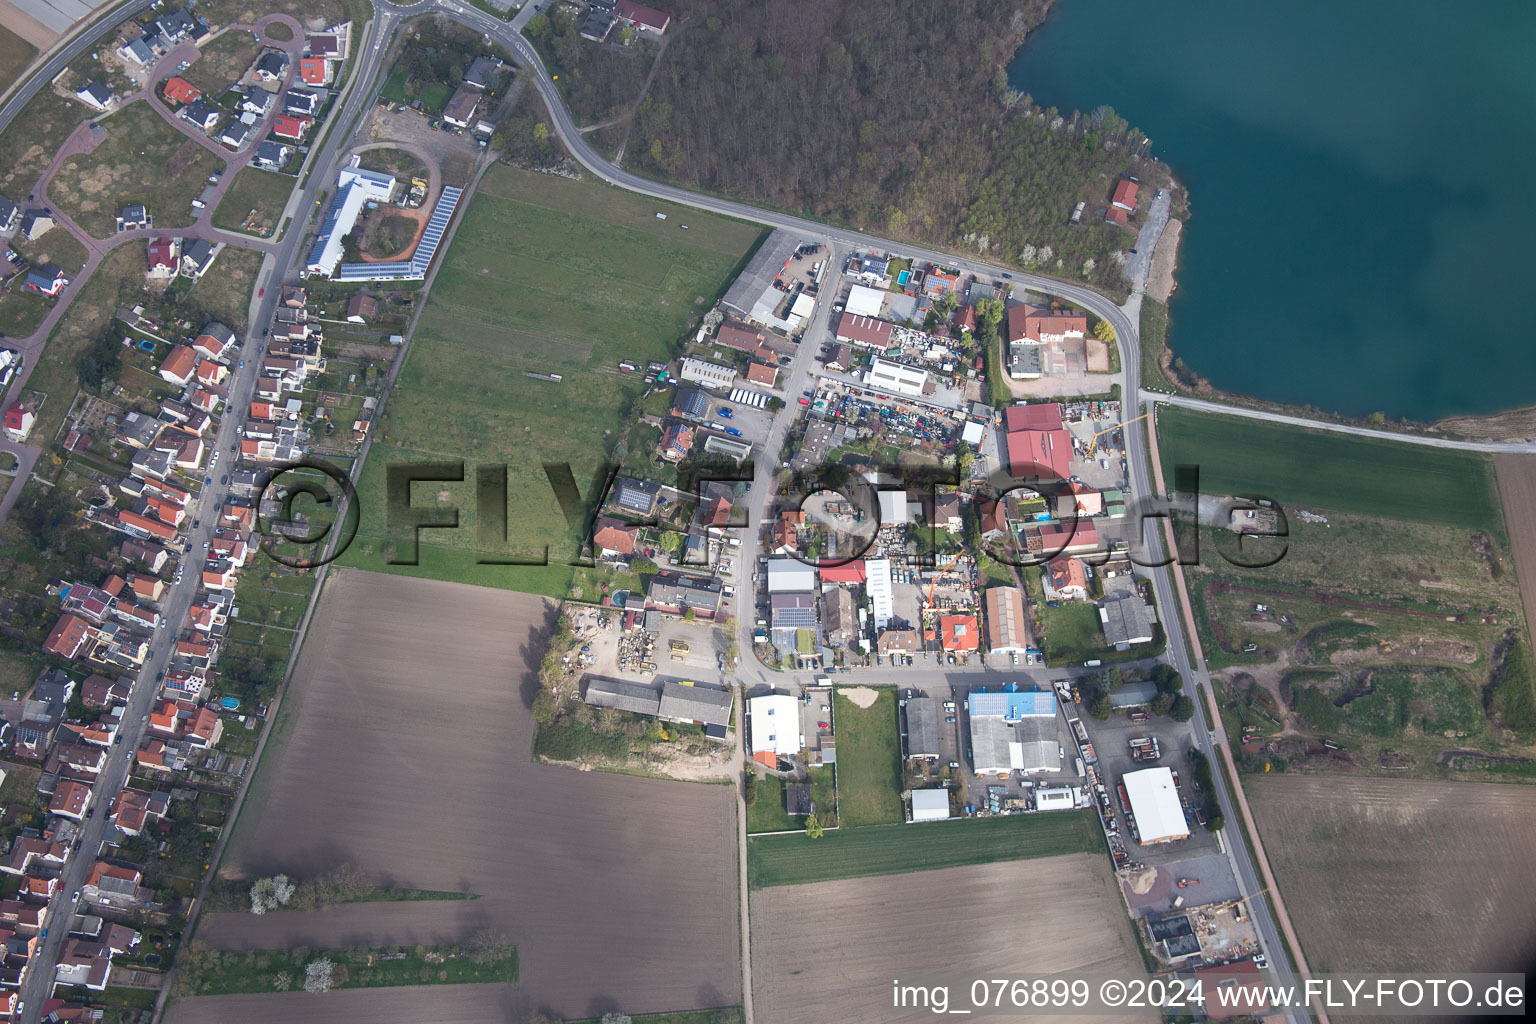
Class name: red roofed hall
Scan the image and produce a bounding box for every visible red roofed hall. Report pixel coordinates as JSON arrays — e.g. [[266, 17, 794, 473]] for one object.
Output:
[[818, 560, 866, 584], [616, 0, 670, 33], [835, 313, 894, 348], [1006, 305, 1088, 345]]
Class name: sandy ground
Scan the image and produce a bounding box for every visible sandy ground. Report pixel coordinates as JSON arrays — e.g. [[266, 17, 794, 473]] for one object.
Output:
[[838, 685, 878, 709], [1247, 775, 1536, 978], [182, 570, 740, 1022], [1145, 218, 1182, 303], [1494, 454, 1536, 649], [750, 855, 1155, 1024]]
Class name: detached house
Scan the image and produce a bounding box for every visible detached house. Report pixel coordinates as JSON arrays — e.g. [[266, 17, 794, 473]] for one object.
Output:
[[181, 238, 219, 280], [255, 50, 290, 82], [146, 237, 179, 278], [24, 263, 68, 297], [180, 100, 221, 133], [76, 80, 115, 111], [271, 114, 313, 141], [161, 76, 200, 106]]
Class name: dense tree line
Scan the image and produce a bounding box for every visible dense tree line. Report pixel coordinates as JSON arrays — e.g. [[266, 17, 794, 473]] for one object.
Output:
[[529, 0, 1168, 295]]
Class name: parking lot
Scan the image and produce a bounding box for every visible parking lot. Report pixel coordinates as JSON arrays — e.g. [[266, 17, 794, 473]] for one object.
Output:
[[1082, 706, 1225, 866]]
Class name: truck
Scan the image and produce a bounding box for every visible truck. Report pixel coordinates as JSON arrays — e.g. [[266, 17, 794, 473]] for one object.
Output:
[[1081, 742, 1097, 765], [1070, 718, 1089, 743], [1083, 659, 1103, 668], [1128, 710, 1151, 723], [1129, 737, 1162, 762], [1054, 680, 1074, 701]]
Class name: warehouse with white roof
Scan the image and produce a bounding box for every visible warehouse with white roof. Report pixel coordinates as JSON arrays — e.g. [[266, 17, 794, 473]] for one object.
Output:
[[911, 788, 951, 822], [845, 283, 886, 317], [766, 557, 817, 593], [1123, 766, 1190, 844]]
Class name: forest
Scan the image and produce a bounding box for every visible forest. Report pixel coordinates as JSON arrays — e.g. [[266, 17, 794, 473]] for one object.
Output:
[[526, 0, 1171, 296]]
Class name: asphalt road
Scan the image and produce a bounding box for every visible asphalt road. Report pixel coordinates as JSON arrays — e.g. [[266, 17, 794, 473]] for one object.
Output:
[[7, 5, 405, 1016]]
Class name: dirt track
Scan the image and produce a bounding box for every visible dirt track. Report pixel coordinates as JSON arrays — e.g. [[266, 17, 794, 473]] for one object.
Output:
[[750, 855, 1154, 1024], [177, 570, 739, 1022], [1494, 454, 1536, 648], [1248, 775, 1536, 981]]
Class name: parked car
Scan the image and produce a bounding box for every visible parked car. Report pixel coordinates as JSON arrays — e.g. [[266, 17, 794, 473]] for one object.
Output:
[[221, 474, 229, 484], [945, 715, 956, 723], [798, 397, 810, 406]]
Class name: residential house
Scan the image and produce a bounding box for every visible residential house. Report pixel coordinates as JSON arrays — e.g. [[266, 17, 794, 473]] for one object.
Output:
[[463, 55, 502, 90], [218, 120, 251, 149], [299, 56, 330, 86], [252, 139, 292, 171], [255, 51, 290, 82], [157, 345, 199, 386], [81, 862, 146, 911], [119, 539, 169, 572], [239, 85, 274, 117], [878, 629, 920, 656], [616, 0, 671, 34], [180, 238, 218, 280], [821, 586, 858, 647], [272, 114, 313, 141], [193, 322, 237, 362], [823, 343, 854, 372], [24, 263, 68, 296], [80, 674, 129, 708], [930, 492, 963, 533], [744, 362, 779, 388], [645, 571, 722, 619], [924, 266, 961, 298], [115, 204, 150, 231], [284, 87, 322, 116], [76, 80, 115, 111], [18, 207, 53, 240], [610, 476, 661, 517], [0, 196, 17, 233], [939, 614, 980, 653], [48, 779, 93, 820], [1046, 556, 1089, 600], [345, 294, 377, 322], [592, 516, 638, 558], [3, 403, 35, 441], [180, 100, 221, 133], [1111, 178, 1139, 212], [161, 76, 200, 105], [117, 37, 154, 65], [658, 422, 695, 462], [1099, 578, 1155, 649], [670, 385, 712, 423], [443, 86, 480, 129], [145, 237, 179, 278], [43, 615, 91, 660]]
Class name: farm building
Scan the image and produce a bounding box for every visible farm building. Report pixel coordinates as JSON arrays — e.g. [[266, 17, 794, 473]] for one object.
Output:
[[911, 788, 950, 822], [968, 690, 1059, 776], [645, 572, 722, 618], [903, 696, 940, 760], [748, 693, 802, 764], [1123, 766, 1189, 844], [583, 678, 732, 739]]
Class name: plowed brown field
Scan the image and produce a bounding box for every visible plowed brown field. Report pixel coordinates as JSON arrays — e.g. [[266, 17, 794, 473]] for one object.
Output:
[[750, 855, 1153, 1024], [174, 570, 739, 1022], [1248, 775, 1536, 977]]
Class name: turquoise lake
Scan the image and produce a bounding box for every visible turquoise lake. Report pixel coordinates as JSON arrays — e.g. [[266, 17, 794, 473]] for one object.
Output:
[[1009, 0, 1536, 421]]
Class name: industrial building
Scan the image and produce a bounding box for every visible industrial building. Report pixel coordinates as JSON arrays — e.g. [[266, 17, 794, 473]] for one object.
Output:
[[748, 693, 802, 764], [1099, 577, 1156, 649], [1122, 766, 1189, 844], [983, 586, 1029, 655], [865, 558, 894, 628], [911, 788, 950, 822], [766, 557, 816, 593], [844, 283, 886, 317], [865, 358, 929, 397], [335, 186, 464, 282], [968, 690, 1059, 776], [679, 357, 736, 389], [903, 696, 940, 760], [305, 167, 396, 276]]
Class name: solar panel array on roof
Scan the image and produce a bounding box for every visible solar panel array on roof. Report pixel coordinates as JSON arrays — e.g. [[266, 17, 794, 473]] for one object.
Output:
[[969, 690, 1056, 720], [332, 187, 464, 282]]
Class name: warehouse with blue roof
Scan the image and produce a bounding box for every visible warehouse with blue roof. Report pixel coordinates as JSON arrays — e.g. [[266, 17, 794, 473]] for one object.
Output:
[[969, 688, 1060, 776]]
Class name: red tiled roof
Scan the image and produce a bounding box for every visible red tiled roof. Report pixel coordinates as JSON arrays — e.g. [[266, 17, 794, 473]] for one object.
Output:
[[940, 614, 980, 651], [836, 313, 893, 347], [1112, 178, 1139, 210], [162, 77, 200, 105], [44, 614, 91, 658]]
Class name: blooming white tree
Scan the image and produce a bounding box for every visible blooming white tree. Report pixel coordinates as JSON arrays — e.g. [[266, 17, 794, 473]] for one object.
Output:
[[1019, 243, 1037, 267], [1038, 245, 1054, 264], [250, 874, 297, 914], [1082, 258, 1096, 278], [304, 957, 335, 993]]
